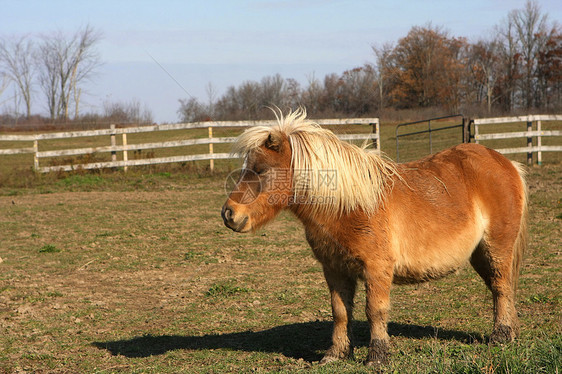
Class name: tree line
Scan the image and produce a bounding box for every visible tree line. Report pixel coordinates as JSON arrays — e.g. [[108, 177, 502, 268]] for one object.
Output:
[[0, 24, 154, 127], [0, 25, 105, 123], [179, 0, 561, 122], [1, 1, 560, 126]]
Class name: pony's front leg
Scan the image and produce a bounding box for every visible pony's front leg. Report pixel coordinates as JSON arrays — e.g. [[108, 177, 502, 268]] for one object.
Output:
[[320, 268, 357, 364], [364, 267, 392, 366]]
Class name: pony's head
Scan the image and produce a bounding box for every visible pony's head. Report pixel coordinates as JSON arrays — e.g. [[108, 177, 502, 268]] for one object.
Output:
[[222, 108, 397, 233], [221, 109, 296, 232]]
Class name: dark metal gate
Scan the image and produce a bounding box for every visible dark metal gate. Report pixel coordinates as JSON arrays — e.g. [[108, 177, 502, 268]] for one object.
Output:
[[395, 114, 468, 162]]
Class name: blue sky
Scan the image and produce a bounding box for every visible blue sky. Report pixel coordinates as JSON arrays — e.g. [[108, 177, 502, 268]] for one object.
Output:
[[1, 0, 561, 122]]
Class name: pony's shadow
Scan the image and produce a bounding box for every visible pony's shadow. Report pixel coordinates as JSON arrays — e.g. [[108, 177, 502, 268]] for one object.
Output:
[[92, 321, 482, 362]]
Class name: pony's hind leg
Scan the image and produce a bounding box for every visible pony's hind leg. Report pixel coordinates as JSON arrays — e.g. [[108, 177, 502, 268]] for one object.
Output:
[[320, 268, 357, 364], [470, 240, 519, 343]]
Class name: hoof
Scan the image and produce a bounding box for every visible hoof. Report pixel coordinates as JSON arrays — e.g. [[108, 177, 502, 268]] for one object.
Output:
[[319, 346, 354, 365], [365, 338, 389, 367], [319, 355, 339, 365], [490, 325, 515, 344]]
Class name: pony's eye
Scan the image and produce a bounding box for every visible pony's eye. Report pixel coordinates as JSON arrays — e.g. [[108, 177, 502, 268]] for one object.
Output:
[[255, 168, 267, 175]]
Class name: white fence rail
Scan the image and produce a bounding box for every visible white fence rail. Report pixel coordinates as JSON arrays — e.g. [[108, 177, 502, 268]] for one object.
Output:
[[473, 114, 562, 165], [0, 118, 380, 173]]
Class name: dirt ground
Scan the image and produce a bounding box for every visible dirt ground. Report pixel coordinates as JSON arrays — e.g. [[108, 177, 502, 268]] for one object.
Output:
[[0, 165, 560, 373]]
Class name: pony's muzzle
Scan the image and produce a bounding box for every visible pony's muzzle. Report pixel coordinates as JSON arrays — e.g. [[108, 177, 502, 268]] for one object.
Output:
[[221, 203, 249, 232]]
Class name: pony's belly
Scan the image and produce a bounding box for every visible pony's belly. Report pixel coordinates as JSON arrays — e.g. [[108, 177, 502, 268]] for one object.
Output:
[[392, 261, 464, 284], [390, 223, 484, 284], [388, 196, 488, 285]]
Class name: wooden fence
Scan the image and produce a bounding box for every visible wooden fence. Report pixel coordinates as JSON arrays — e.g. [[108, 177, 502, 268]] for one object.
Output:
[[0, 118, 380, 173], [473, 114, 562, 165]]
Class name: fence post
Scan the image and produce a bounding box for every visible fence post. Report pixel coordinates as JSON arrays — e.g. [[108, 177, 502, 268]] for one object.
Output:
[[395, 126, 400, 162], [537, 120, 542, 166], [122, 133, 128, 172], [208, 126, 214, 171], [463, 118, 470, 143], [110, 124, 117, 162], [375, 120, 380, 151], [33, 139, 39, 171], [428, 119, 432, 154], [369, 121, 380, 151], [474, 121, 479, 144], [526, 120, 533, 166]]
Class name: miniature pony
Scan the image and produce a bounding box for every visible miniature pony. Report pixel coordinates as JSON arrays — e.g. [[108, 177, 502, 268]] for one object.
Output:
[[222, 109, 527, 365]]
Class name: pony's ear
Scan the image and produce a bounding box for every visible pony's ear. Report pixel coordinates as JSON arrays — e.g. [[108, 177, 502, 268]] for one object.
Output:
[[264, 133, 282, 152]]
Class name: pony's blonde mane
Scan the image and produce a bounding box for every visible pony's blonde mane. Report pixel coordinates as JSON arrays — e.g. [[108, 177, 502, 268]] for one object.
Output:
[[233, 108, 399, 216]]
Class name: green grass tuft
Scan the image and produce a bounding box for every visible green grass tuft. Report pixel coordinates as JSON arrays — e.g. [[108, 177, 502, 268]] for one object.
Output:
[[38, 244, 60, 253], [206, 281, 250, 297]]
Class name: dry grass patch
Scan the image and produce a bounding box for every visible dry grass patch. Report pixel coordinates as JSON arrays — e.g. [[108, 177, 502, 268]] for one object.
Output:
[[0, 164, 560, 373]]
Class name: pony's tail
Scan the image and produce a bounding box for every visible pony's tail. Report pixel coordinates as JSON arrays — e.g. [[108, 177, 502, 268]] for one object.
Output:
[[511, 161, 528, 294]]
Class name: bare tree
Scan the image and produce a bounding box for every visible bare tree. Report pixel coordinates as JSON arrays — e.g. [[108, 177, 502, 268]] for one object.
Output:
[[36, 25, 101, 121], [496, 15, 520, 112], [205, 82, 217, 119], [372, 42, 394, 111], [259, 74, 286, 109], [469, 38, 503, 113], [178, 97, 208, 122], [511, 0, 548, 109], [233, 81, 261, 119], [300, 73, 322, 114], [0, 35, 35, 118], [320, 73, 343, 114], [0, 72, 9, 101], [36, 41, 59, 121], [283, 78, 301, 110], [536, 27, 562, 109], [337, 65, 378, 115], [103, 99, 153, 124]]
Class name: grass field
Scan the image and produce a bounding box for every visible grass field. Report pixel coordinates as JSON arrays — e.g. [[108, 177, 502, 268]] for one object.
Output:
[[0, 121, 561, 373]]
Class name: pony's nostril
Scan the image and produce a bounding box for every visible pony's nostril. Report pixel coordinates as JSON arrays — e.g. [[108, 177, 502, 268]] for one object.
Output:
[[225, 208, 232, 220], [222, 205, 248, 232], [222, 205, 234, 222]]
